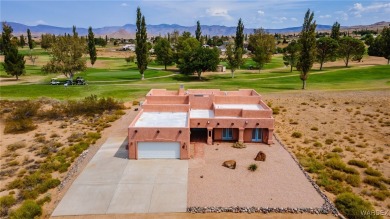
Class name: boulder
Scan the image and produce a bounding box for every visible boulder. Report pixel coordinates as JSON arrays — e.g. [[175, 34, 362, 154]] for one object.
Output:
[[222, 160, 236, 169], [255, 151, 266, 161]]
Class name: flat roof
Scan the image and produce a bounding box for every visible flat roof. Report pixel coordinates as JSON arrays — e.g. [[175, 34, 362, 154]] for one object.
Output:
[[190, 110, 214, 118], [214, 104, 264, 110], [134, 112, 188, 127]]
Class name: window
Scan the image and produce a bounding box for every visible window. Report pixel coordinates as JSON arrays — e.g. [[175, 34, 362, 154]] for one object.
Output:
[[252, 128, 262, 142], [222, 128, 233, 140]]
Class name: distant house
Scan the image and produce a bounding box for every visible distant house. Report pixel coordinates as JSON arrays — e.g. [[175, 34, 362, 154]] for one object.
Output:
[[218, 45, 227, 55], [122, 44, 135, 51]]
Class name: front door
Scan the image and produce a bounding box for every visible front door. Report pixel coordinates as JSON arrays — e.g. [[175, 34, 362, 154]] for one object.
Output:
[[252, 128, 262, 142], [222, 128, 233, 140]]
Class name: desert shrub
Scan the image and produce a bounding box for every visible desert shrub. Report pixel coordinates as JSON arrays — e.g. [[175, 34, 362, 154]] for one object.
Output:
[[330, 171, 346, 181], [325, 139, 334, 145], [34, 135, 46, 143], [317, 172, 351, 195], [38, 104, 63, 119], [363, 176, 387, 190], [85, 132, 101, 144], [364, 167, 382, 177], [67, 132, 84, 142], [10, 200, 42, 219], [371, 191, 389, 201], [36, 194, 51, 206], [313, 141, 322, 147], [50, 133, 59, 138], [73, 142, 89, 154], [332, 147, 343, 153], [8, 160, 19, 167], [325, 158, 359, 175], [9, 101, 40, 120], [380, 177, 390, 185], [232, 142, 246, 149], [298, 156, 324, 173], [348, 160, 368, 168], [310, 127, 318, 131], [345, 174, 361, 187], [272, 107, 280, 115], [0, 195, 16, 217], [36, 178, 60, 194], [248, 164, 258, 172], [98, 97, 123, 111], [4, 119, 36, 134], [6, 142, 26, 151], [63, 95, 123, 116], [291, 132, 302, 138], [132, 100, 140, 106], [335, 192, 378, 219]]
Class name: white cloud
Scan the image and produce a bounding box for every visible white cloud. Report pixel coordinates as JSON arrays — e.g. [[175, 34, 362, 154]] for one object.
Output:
[[121, 3, 128, 7], [335, 11, 349, 21], [350, 2, 390, 17], [272, 17, 287, 23], [257, 10, 265, 16], [290, 17, 298, 22], [319, 14, 332, 19], [206, 8, 232, 20]]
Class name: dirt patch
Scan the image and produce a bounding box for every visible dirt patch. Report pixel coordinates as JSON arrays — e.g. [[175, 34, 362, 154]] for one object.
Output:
[[188, 142, 325, 208]]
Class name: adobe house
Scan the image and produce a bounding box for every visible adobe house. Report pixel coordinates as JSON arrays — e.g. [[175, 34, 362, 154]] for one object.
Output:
[[128, 86, 274, 159]]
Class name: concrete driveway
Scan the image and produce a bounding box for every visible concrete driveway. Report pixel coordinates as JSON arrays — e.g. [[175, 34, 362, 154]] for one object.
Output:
[[52, 137, 188, 216]]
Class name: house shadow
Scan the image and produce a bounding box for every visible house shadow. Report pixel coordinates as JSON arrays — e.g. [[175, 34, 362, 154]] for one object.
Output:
[[113, 138, 129, 159]]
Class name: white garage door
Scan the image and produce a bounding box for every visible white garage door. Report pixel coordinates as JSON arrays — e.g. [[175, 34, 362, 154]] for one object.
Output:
[[138, 142, 180, 159]]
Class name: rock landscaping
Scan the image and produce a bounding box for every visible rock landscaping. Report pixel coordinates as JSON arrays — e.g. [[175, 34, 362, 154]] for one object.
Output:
[[222, 160, 236, 169]]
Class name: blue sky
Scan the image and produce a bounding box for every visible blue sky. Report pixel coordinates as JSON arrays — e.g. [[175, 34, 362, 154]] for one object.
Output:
[[1, 0, 389, 28]]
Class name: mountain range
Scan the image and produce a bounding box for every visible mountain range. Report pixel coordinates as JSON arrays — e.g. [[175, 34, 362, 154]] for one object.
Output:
[[1, 21, 389, 39]]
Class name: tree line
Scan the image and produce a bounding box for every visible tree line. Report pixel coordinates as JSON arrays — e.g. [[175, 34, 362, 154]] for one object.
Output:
[[1, 8, 389, 86]]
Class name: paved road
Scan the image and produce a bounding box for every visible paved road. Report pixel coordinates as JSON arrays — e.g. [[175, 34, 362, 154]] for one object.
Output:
[[52, 137, 188, 216]]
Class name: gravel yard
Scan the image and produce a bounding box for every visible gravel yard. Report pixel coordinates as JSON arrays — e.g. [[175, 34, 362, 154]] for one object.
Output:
[[188, 141, 326, 208]]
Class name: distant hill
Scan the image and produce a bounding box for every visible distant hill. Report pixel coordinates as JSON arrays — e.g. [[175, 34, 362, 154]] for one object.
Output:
[[1, 21, 388, 39]]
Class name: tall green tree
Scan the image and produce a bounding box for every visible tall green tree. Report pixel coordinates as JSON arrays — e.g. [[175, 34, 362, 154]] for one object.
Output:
[[2, 22, 25, 80], [87, 27, 97, 66], [41, 34, 55, 50], [226, 43, 243, 78], [235, 18, 244, 51], [154, 38, 173, 70], [338, 37, 365, 67], [330, 21, 341, 41], [72, 25, 78, 38], [27, 28, 34, 50], [316, 37, 338, 70], [368, 27, 390, 64], [195, 20, 202, 42], [297, 9, 317, 89], [176, 37, 201, 74], [19, 35, 25, 48], [248, 29, 275, 73], [42, 35, 87, 78], [283, 40, 300, 72], [135, 7, 148, 80], [380, 27, 390, 64], [191, 47, 220, 80]]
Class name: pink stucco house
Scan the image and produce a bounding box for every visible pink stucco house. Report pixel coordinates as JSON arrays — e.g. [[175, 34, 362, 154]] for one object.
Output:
[[128, 86, 274, 159]]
